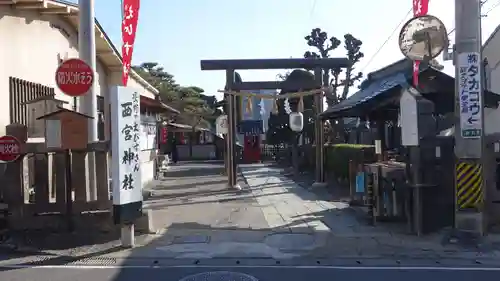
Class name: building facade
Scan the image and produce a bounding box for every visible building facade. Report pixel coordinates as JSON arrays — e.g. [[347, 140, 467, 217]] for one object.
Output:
[[0, 0, 172, 188], [483, 23, 500, 135]]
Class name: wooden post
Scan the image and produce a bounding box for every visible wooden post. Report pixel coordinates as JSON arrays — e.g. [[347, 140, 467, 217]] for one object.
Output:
[[65, 149, 74, 232], [349, 160, 356, 202], [4, 124, 27, 225]]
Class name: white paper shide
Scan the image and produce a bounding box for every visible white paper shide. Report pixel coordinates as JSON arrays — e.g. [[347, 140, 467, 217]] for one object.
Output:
[[458, 52, 483, 139], [111, 86, 142, 206]]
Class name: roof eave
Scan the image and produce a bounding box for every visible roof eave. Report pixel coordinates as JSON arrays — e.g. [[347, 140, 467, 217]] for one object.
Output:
[[3, 0, 158, 96]]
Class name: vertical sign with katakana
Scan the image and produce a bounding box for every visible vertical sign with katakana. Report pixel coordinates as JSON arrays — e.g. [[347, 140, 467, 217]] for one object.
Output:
[[458, 52, 483, 139], [111, 86, 142, 215]]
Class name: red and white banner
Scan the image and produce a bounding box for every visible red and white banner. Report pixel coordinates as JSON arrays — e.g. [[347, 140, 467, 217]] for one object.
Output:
[[121, 0, 140, 86], [412, 0, 429, 87]]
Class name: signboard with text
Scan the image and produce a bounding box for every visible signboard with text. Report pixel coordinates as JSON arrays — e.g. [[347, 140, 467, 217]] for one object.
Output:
[[458, 52, 483, 139], [55, 58, 94, 97], [216, 115, 228, 135], [121, 0, 140, 86], [110, 86, 142, 224], [0, 135, 21, 163], [411, 0, 429, 87], [237, 120, 263, 136]]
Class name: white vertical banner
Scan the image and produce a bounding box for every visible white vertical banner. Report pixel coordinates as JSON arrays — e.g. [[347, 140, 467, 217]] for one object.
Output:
[[111, 86, 143, 207], [458, 52, 483, 139]]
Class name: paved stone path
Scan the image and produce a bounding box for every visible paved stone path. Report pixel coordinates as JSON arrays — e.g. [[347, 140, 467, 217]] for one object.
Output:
[[240, 164, 388, 236], [110, 162, 500, 261], [239, 164, 500, 260], [1, 161, 500, 264], [144, 162, 269, 231]]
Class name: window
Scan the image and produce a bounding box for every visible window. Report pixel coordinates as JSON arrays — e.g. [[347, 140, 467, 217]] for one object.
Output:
[[140, 122, 157, 150], [9, 77, 55, 137], [140, 110, 157, 150]]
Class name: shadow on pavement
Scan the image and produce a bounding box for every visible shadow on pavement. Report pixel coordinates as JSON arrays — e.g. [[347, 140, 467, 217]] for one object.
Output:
[[146, 191, 287, 209], [0, 211, 124, 259], [150, 178, 229, 191], [0, 245, 125, 272], [162, 165, 225, 178]]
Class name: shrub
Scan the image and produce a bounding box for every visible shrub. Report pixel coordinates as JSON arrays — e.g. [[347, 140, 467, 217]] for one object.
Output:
[[298, 143, 376, 180], [324, 144, 376, 180]]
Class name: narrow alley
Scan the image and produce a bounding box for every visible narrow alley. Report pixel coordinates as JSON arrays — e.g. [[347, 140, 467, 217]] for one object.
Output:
[[100, 162, 500, 261]]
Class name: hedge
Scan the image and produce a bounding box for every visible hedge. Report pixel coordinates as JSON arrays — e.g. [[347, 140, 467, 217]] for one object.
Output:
[[303, 144, 376, 181], [325, 144, 376, 180]]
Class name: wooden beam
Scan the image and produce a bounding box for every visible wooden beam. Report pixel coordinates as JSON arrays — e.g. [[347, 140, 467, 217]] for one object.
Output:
[[108, 66, 123, 72], [233, 81, 313, 90], [12, 0, 46, 9], [200, 58, 351, 71], [96, 49, 115, 55], [40, 7, 72, 15]]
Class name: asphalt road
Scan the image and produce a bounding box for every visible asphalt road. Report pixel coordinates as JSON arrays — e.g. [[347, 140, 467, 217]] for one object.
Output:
[[0, 265, 499, 281]]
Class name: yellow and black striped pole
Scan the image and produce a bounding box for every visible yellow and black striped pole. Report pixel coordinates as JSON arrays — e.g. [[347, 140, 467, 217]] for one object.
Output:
[[456, 160, 483, 210]]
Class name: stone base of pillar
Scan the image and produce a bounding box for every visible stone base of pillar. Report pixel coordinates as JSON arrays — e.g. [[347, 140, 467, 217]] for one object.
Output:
[[455, 211, 485, 236], [310, 182, 327, 189], [228, 183, 242, 190]]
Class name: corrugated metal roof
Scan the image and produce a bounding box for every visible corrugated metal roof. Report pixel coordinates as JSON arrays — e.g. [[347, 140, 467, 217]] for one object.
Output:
[[321, 72, 408, 118]]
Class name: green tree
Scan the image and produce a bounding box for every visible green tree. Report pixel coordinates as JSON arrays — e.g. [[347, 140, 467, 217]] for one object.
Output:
[[132, 62, 179, 102], [303, 28, 364, 142], [175, 86, 214, 129], [133, 63, 221, 156], [304, 28, 364, 107]]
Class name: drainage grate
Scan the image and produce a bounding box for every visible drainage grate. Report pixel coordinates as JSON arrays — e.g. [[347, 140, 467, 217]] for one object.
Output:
[[172, 235, 210, 244], [179, 271, 259, 281], [19, 256, 117, 266], [71, 257, 117, 266]]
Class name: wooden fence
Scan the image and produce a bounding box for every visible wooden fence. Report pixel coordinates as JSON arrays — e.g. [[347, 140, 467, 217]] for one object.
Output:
[[1, 124, 112, 231]]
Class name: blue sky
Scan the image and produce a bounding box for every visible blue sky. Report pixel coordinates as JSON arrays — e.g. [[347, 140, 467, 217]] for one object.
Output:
[[83, 0, 500, 101]]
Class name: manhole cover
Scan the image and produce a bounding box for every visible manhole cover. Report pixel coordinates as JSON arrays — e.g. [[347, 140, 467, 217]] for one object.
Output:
[[172, 235, 210, 244], [264, 233, 316, 250], [179, 271, 259, 281]]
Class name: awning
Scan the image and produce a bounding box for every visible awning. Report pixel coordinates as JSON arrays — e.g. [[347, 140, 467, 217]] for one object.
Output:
[[167, 122, 211, 132], [140, 96, 180, 114], [320, 67, 500, 120], [320, 72, 407, 119]]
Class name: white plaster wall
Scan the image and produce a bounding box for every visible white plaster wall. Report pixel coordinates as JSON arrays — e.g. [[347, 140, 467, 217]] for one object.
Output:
[[127, 75, 156, 100], [0, 6, 110, 137], [483, 25, 500, 135], [0, 6, 158, 188]]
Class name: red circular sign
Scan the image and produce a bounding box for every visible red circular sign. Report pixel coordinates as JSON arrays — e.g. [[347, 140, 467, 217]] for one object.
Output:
[[55, 58, 94, 97], [0, 135, 21, 163]]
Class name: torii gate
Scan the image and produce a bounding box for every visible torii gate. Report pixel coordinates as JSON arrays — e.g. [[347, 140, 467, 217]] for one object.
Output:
[[200, 58, 350, 189]]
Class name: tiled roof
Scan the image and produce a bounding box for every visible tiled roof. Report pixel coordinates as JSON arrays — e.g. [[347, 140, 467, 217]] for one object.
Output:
[[320, 72, 407, 118]]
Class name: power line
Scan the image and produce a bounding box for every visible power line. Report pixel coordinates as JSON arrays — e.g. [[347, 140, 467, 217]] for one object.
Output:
[[359, 8, 412, 74], [446, 0, 495, 36], [309, 0, 317, 19], [484, 0, 500, 14], [361, 0, 496, 73]]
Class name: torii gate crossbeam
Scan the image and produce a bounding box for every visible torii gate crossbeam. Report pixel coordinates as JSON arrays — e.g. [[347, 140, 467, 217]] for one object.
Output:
[[200, 58, 351, 189]]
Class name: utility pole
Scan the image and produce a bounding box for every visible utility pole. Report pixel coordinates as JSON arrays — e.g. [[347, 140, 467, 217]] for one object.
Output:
[[454, 0, 485, 235], [78, 0, 98, 199]]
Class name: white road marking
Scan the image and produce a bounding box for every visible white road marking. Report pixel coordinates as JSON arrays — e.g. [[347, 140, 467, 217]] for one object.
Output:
[[0, 264, 499, 271]]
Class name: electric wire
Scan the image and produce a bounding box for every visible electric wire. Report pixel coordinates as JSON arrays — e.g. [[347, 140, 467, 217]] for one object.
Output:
[[359, 8, 412, 74]]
